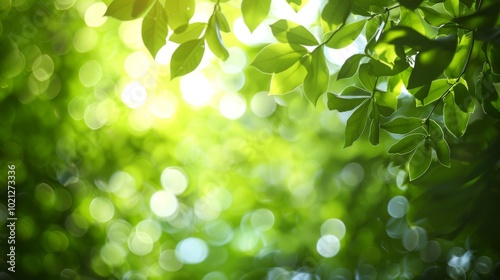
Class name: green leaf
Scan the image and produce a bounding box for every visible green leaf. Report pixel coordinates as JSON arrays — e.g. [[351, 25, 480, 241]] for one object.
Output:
[[252, 43, 308, 74], [205, 15, 229, 61], [374, 91, 397, 116], [321, 0, 351, 30], [454, 2, 500, 30], [170, 39, 205, 79], [489, 44, 500, 75], [381, 117, 425, 134], [344, 99, 371, 148], [327, 93, 368, 112], [445, 32, 473, 78], [106, 0, 153, 20], [170, 23, 206, 44], [453, 83, 473, 113], [379, 26, 434, 50], [270, 20, 318, 46], [399, 6, 425, 35], [340, 86, 371, 97], [444, 91, 470, 137], [413, 78, 451, 105], [397, 0, 424, 10], [388, 133, 426, 155], [428, 119, 450, 167], [407, 34, 457, 89], [325, 20, 367, 49], [215, 11, 231, 33], [443, 0, 460, 18], [419, 5, 453, 27], [269, 60, 308, 95], [165, 0, 195, 30], [304, 47, 329, 105], [358, 63, 376, 91], [369, 104, 380, 146], [409, 141, 432, 180], [142, 1, 169, 57], [242, 0, 271, 32], [337, 54, 365, 80]]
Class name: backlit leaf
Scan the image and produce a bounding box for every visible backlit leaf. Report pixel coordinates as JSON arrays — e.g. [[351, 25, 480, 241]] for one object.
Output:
[[344, 99, 370, 148], [170, 23, 206, 44], [165, 0, 195, 30], [369, 104, 380, 146], [444, 91, 470, 137], [428, 119, 450, 167], [106, 0, 152, 20], [445, 32, 473, 78], [327, 93, 368, 112], [304, 47, 329, 105], [252, 43, 308, 74], [409, 141, 432, 180], [242, 0, 271, 32], [397, 0, 424, 10], [205, 15, 229, 60], [388, 133, 425, 155], [337, 54, 365, 80], [358, 63, 376, 91], [170, 39, 205, 79], [325, 20, 367, 49], [142, 1, 169, 57], [270, 20, 318, 46], [269, 60, 308, 95], [321, 0, 351, 30]]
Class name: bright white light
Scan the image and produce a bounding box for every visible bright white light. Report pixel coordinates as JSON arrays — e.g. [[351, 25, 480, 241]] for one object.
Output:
[[317, 235, 340, 258], [219, 47, 247, 74], [219, 93, 246, 120], [122, 81, 147, 109], [251, 91, 277, 118], [155, 42, 179, 65], [125, 51, 150, 78], [233, 17, 275, 46], [321, 219, 346, 240], [161, 167, 188, 195], [85, 2, 107, 27], [325, 36, 366, 67], [180, 73, 214, 107], [89, 197, 114, 223], [176, 237, 209, 264], [150, 190, 178, 218]]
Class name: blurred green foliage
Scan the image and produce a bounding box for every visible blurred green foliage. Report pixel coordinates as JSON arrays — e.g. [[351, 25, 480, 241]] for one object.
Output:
[[1, 0, 500, 279]]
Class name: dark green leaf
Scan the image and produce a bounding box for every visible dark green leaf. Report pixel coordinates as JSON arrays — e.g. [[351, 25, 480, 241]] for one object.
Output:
[[165, 0, 195, 30], [252, 43, 308, 74], [454, 2, 500, 30], [206, 15, 229, 61], [408, 34, 457, 89], [397, 0, 424, 10], [142, 1, 169, 57], [388, 133, 425, 155], [106, 0, 151, 20], [368, 58, 409, 77], [304, 47, 329, 105], [379, 26, 434, 51], [321, 0, 351, 30], [325, 20, 367, 49], [413, 79, 451, 105], [269, 60, 308, 95], [444, 91, 470, 137], [337, 54, 365, 80], [340, 86, 371, 97], [170, 39, 205, 79], [419, 5, 453, 27], [242, 0, 271, 32], [170, 23, 206, 44], [489, 44, 500, 75], [428, 119, 450, 167], [270, 20, 318, 46], [369, 104, 380, 145], [344, 99, 370, 148], [453, 83, 473, 113], [381, 117, 425, 134], [409, 141, 432, 180], [327, 93, 368, 112]]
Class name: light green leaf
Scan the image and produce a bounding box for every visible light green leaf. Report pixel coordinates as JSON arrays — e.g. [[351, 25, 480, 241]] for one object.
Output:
[[205, 15, 229, 61], [321, 0, 351, 30], [269, 60, 308, 95], [413, 79, 452, 105], [445, 32, 473, 78], [443, 0, 460, 18], [242, 0, 271, 32], [337, 54, 365, 80], [340, 86, 371, 97], [170, 39, 205, 79], [252, 43, 308, 74], [388, 134, 426, 154], [397, 0, 424, 9], [344, 99, 370, 148], [165, 0, 195, 30], [106, 0, 153, 20], [444, 92, 470, 137], [408, 34, 457, 89], [327, 93, 368, 112], [399, 6, 425, 35], [215, 11, 231, 33], [374, 91, 397, 116], [358, 63, 376, 91], [409, 141, 432, 180], [381, 117, 425, 134], [270, 20, 318, 46], [169, 23, 206, 44], [142, 1, 169, 57], [304, 47, 329, 105], [325, 20, 367, 49]]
